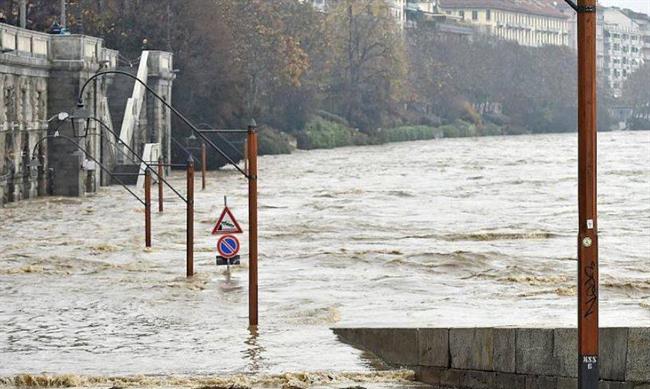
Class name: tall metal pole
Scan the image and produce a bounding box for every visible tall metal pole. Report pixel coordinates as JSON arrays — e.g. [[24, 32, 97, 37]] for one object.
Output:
[[201, 143, 207, 190], [186, 157, 195, 277], [577, 0, 599, 388], [158, 157, 164, 213], [144, 169, 152, 248], [247, 121, 259, 327]]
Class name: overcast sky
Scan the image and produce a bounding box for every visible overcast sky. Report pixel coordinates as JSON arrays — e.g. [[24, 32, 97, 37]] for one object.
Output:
[[598, 0, 650, 14]]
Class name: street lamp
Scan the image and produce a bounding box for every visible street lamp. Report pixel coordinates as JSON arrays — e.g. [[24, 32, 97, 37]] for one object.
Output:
[[51, 111, 187, 204], [76, 70, 260, 326], [185, 132, 198, 150], [29, 133, 144, 205], [76, 70, 246, 176]]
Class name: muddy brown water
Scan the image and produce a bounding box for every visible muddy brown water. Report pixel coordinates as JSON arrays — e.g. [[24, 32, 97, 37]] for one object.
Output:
[[0, 131, 648, 387]]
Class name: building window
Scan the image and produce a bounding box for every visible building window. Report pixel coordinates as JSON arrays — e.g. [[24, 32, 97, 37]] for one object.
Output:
[[486, 9, 491, 20], [472, 10, 478, 20], [459, 10, 464, 19]]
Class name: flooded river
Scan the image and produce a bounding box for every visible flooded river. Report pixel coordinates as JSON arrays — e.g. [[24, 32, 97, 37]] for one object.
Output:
[[1, 131, 649, 385]]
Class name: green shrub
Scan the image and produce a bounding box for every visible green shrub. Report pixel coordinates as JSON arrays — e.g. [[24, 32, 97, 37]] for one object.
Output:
[[297, 117, 369, 150], [377, 125, 441, 143], [477, 122, 504, 136], [258, 126, 293, 155]]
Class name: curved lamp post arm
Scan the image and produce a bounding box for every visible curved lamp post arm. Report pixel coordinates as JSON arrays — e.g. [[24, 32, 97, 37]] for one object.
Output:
[[31, 135, 146, 206], [78, 70, 249, 178], [86, 116, 188, 204], [196, 123, 244, 160]]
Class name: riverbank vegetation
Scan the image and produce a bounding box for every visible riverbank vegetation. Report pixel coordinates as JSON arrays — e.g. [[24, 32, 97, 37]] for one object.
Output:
[[10, 0, 645, 160]]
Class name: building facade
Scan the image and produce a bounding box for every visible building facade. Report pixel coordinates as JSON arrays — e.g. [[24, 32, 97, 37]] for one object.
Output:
[[0, 22, 174, 207], [623, 9, 650, 62], [437, 0, 570, 47], [405, 0, 474, 39], [569, 7, 647, 96]]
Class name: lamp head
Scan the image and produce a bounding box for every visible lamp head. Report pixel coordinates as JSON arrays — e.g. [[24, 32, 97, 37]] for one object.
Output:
[[72, 106, 90, 120]]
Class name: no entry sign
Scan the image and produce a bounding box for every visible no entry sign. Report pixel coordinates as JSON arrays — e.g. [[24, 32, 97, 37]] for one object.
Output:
[[217, 235, 240, 259]]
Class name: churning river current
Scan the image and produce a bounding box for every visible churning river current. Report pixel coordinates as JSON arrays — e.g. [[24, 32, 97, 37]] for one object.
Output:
[[0, 131, 649, 387]]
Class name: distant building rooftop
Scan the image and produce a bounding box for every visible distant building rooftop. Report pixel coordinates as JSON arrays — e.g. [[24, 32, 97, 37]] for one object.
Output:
[[438, 0, 569, 19]]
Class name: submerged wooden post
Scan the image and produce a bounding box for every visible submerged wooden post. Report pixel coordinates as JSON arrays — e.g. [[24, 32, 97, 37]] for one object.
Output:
[[247, 120, 259, 327], [201, 143, 207, 190], [144, 169, 152, 248], [576, 0, 599, 387], [158, 157, 164, 213], [186, 156, 194, 277]]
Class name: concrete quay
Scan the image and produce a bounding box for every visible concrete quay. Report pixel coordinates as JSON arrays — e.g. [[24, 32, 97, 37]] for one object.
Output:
[[333, 327, 650, 388]]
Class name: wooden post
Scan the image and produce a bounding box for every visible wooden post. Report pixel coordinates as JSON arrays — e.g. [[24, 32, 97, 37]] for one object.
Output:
[[577, 1, 599, 388], [247, 121, 258, 327], [187, 157, 194, 277], [158, 157, 164, 213], [144, 169, 152, 248], [201, 143, 207, 190]]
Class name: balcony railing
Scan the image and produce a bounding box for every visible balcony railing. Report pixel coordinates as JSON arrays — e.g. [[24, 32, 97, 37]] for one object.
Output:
[[0, 22, 49, 58]]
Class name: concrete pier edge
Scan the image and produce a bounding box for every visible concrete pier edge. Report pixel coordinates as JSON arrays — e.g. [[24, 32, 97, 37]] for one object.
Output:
[[332, 327, 650, 388]]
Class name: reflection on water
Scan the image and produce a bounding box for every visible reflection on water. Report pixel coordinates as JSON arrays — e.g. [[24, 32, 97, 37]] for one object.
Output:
[[244, 326, 264, 372], [0, 131, 649, 382]]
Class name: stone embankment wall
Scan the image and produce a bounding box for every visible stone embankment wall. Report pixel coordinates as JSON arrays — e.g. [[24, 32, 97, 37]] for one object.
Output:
[[1, 22, 175, 206], [333, 327, 650, 388]]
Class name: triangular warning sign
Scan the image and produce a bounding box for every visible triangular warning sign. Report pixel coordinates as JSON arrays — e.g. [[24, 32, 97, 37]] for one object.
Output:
[[212, 206, 243, 235]]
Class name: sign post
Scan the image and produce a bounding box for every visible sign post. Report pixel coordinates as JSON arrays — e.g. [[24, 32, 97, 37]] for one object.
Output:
[[217, 234, 241, 268], [576, 0, 599, 387], [213, 199, 243, 267], [247, 121, 259, 327]]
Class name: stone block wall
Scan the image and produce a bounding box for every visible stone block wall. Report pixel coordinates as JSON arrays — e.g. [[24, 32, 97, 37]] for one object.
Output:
[[1, 22, 174, 206], [333, 327, 650, 388]]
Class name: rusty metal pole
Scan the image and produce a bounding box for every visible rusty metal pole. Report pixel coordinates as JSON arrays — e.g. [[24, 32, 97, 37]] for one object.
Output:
[[247, 120, 259, 327], [187, 157, 195, 277], [157, 158, 164, 213], [144, 169, 152, 248], [577, 0, 599, 387], [201, 143, 207, 190]]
